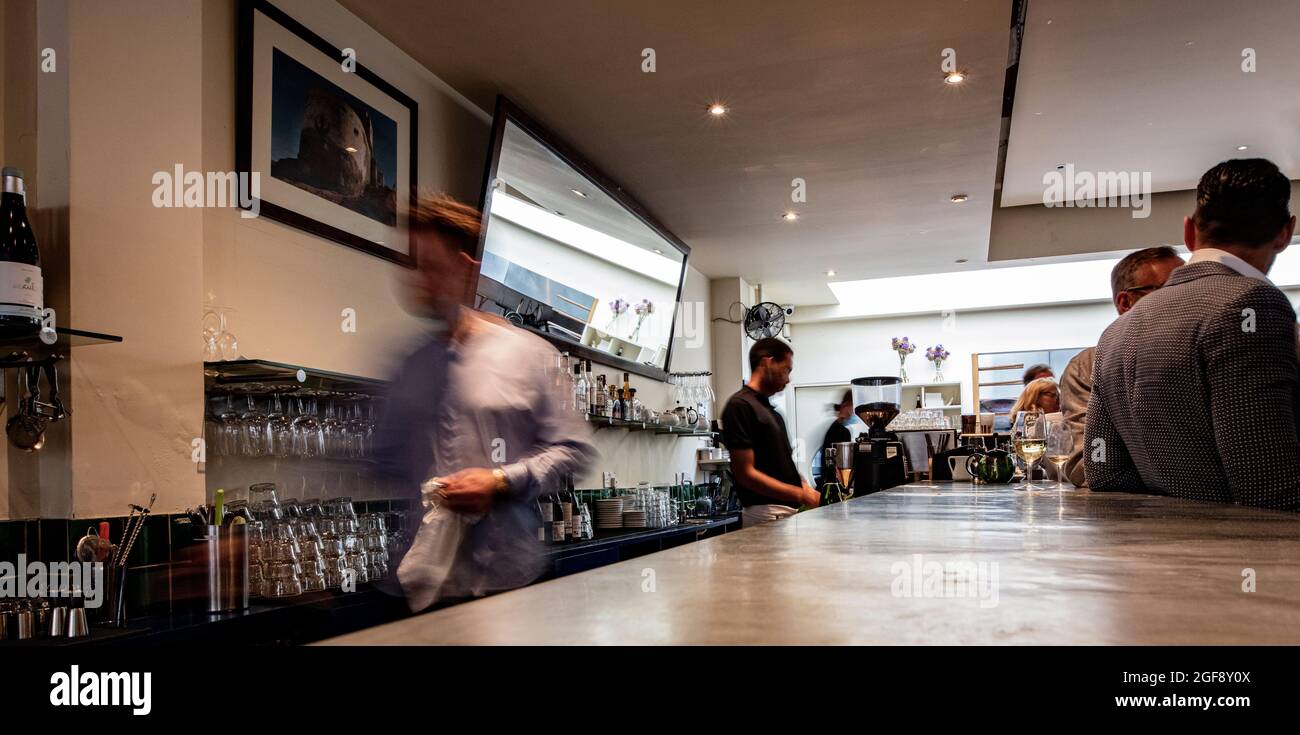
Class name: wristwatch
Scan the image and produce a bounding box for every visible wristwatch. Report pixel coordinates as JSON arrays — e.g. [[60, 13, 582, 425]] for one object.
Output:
[[492, 468, 510, 494]]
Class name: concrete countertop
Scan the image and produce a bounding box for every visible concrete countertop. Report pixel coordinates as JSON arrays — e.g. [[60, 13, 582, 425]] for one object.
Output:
[[321, 482, 1300, 645]]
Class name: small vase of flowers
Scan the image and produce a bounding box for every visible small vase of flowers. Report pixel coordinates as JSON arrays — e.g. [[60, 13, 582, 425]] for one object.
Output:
[[925, 344, 950, 383], [891, 337, 916, 383], [631, 299, 654, 342]]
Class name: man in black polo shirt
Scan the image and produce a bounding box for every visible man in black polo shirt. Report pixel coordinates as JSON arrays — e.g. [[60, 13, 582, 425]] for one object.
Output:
[[722, 338, 820, 526]]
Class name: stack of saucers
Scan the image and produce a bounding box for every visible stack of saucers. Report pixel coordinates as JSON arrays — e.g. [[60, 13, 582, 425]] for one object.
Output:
[[595, 498, 624, 529]]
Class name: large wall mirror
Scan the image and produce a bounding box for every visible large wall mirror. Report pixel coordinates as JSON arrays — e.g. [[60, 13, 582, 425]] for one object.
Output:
[[474, 97, 690, 381]]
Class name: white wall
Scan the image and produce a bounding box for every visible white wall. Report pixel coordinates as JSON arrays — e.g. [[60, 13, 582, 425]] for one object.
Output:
[[201, 0, 488, 384], [787, 286, 1300, 464], [575, 263, 713, 490]]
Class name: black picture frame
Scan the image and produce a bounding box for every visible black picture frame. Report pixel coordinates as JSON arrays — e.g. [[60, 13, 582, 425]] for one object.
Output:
[[237, 0, 418, 267], [475, 96, 691, 383]]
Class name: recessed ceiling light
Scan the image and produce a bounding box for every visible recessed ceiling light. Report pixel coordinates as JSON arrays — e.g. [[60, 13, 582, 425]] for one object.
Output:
[[345, 146, 358, 153], [944, 71, 966, 85], [783, 211, 799, 221], [950, 194, 969, 203], [708, 103, 728, 116], [571, 189, 587, 197], [653, 248, 663, 255], [955, 258, 968, 264], [1236, 145, 1249, 151], [826, 269, 836, 277]]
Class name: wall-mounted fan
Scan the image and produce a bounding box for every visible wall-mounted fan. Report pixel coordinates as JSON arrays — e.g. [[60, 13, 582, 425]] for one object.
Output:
[[743, 302, 786, 340]]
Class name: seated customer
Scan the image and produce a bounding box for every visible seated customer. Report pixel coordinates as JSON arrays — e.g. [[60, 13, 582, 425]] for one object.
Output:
[[1059, 246, 1184, 487], [1085, 158, 1300, 510], [1007, 377, 1060, 419]]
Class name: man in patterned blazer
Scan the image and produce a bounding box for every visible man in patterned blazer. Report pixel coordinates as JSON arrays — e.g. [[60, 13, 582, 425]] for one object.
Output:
[[1085, 158, 1299, 510]]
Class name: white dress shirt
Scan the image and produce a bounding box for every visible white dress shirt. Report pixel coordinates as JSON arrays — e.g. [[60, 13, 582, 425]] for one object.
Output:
[[1188, 247, 1272, 283]]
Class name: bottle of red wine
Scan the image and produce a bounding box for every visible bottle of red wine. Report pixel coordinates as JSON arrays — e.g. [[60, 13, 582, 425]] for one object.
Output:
[[0, 167, 43, 329]]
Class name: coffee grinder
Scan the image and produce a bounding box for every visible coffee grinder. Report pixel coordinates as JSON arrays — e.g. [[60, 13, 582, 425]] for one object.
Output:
[[849, 376, 908, 494]]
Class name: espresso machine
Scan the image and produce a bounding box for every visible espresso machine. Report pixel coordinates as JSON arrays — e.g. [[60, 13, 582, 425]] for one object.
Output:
[[847, 376, 908, 494]]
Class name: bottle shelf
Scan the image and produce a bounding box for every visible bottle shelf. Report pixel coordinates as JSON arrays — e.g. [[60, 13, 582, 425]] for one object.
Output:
[[0, 325, 123, 367], [584, 413, 714, 437]]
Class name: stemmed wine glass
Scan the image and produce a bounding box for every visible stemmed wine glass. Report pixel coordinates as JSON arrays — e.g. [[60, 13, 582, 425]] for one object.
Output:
[[202, 309, 222, 362], [266, 393, 293, 459], [1011, 410, 1047, 491], [239, 390, 269, 458], [1045, 415, 1075, 491], [292, 396, 324, 458], [216, 394, 242, 457], [320, 398, 346, 458]]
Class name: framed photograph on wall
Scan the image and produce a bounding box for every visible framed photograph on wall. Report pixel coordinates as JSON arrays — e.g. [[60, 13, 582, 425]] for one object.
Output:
[[237, 0, 417, 266]]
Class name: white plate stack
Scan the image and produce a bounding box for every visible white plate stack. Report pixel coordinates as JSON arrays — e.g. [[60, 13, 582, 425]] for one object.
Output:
[[622, 509, 647, 528], [595, 498, 624, 529]]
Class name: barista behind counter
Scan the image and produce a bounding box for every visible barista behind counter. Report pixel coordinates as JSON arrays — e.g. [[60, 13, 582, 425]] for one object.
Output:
[[721, 338, 821, 527]]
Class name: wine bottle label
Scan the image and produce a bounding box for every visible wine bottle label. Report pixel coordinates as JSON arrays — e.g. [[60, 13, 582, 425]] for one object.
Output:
[[0, 262, 42, 312]]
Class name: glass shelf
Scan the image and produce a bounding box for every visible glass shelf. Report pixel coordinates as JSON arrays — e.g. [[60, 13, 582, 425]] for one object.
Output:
[[0, 325, 123, 366], [584, 413, 714, 437], [204, 359, 388, 395]]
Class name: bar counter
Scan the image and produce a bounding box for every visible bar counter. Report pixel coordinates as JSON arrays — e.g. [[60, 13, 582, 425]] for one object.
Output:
[[321, 482, 1300, 645]]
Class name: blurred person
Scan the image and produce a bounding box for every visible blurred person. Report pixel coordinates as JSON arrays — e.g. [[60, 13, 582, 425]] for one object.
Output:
[[722, 338, 820, 526], [1086, 158, 1300, 510], [1022, 364, 1054, 384], [1058, 247, 1183, 487], [812, 390, 864, 484], [373, 193, 596, 609]]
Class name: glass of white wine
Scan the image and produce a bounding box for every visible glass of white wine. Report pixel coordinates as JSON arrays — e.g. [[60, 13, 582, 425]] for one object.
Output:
[[1045, 415, 1074, 491], [1011, 410, 1047, 491]]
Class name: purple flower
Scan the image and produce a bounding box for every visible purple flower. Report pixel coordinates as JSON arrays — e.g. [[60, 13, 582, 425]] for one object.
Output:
[[609, 298, 629, 315], [634, 299, 654, 315]]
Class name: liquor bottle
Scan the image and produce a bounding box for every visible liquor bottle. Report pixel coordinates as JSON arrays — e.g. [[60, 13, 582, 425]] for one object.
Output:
[[628, 388, 641, 421], [593, 374, 608, 416], [573, 363, 589, 415], [610, 386, 623, 420], [583, 361, 597, 413], [622, 372, 632, 408], [0, 167, 43, 330]]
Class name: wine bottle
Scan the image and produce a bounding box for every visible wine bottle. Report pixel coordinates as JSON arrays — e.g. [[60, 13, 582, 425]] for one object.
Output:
[[0, 167, 43, 330]]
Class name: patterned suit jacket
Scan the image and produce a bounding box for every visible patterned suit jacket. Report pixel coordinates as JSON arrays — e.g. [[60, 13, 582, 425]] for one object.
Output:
[[1084, 261, 1300, 510]]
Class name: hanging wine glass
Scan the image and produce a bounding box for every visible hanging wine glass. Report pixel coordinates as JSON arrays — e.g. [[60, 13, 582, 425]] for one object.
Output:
[[266, 393, 293, 459], [240, 391, 268, 458]]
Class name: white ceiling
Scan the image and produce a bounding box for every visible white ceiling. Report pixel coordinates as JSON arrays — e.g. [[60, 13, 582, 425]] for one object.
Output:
[[1001, 0, 1300, 206], [338, 0, 1014, 306], [337, 0, 1300, 308]]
